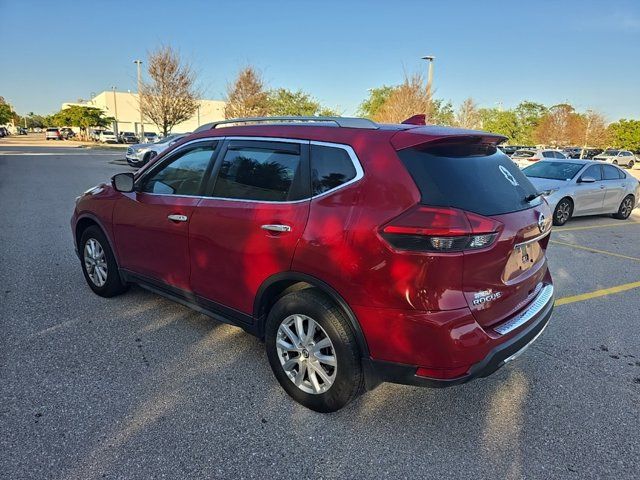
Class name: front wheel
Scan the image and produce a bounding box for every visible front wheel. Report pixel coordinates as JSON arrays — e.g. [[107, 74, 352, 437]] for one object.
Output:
[[553, 198, 573, 226], [628, 160, 634, 169], [265, 289, 364, 412], [613, 195, 635, 220], [79, 226, 128, 297]]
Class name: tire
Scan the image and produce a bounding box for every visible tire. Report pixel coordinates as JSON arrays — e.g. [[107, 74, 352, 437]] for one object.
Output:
[[613, 195, 634, 220], [553, 198, 573, 226], [613, 160, 618, 165], [79, 225, 128, 297], [265, 288, 364, 412], [628, 160, 634, 169], [142, 151, 156, 166]]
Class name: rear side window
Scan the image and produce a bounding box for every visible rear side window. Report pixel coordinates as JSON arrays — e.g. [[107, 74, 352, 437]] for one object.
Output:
[[212, 142, 302, 201], [310, 145, 357, 195], [603, 165, 622, 180], [542, 151, 554, 158], [397, 143, 538, 216]]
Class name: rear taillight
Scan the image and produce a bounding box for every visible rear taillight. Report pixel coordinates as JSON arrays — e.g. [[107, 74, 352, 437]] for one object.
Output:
[[380, 206, 502, 253]]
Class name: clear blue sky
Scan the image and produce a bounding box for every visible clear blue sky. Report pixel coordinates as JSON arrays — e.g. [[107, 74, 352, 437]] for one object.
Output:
[[1, 0, 639, 120]]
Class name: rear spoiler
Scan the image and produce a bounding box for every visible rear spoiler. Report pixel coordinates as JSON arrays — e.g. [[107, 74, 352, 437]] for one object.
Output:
[[390, 126, 507, 151]]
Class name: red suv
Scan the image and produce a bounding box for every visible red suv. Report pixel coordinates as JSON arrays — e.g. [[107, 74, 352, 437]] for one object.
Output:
[[71, 116, 554, 412]]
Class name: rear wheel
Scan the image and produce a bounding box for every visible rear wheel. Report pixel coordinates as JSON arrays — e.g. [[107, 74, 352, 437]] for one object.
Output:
[[613, 195, 634, 220], [628, 159, 634, 169], [265, 289, 363, 412], [613, 160, 618, 165], [79, 226, 128, 297], [553, 198, 573, 226]]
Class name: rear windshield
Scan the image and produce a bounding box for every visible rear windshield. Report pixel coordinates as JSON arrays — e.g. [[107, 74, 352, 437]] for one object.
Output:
[[397, 143, 539, 216], [523, 161, 584, 180]]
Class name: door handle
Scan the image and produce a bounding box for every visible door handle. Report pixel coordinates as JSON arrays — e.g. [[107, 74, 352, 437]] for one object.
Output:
[[261, 224, 291, 233], [600, 185, 605, 189], [167, 214, 188, 222]]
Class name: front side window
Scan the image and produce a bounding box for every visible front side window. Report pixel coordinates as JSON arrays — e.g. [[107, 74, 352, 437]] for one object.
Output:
[[212, 142, 302, 201], [582, 165, 602, 181], [542, 151, 554, 158], [310, 145, 357, 195], [141, 143, 216, 196]]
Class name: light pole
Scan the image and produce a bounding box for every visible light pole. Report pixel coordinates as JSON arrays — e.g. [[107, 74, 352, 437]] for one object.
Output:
[[111, 86, 119, 137], [421, 55, 435, 98], [197, 103, 201, 127], [133, 59, 144, 140]]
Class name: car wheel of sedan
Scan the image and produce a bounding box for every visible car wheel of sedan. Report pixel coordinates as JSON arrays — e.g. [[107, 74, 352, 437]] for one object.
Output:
[[79, 226, 128, 297], [265, 288, 364, 413], [613, 195, 635, 220], [553, 198, 573, 226], [613, 160, 618, 165], [628, 160, 634, 169]]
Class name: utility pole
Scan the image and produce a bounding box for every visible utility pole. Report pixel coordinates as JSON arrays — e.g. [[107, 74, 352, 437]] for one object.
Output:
[[111, 86, 119, 137], [133, 59, 144, 140], [197, 103, 201, 127], [421, 55, 435, 98]]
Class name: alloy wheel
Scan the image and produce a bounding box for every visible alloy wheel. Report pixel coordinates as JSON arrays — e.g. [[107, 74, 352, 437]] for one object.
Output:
[[556, 201, 571, 224], [84, 238, 108, 287], [276, 314, 337, 394], [620, 197, 633, 218]]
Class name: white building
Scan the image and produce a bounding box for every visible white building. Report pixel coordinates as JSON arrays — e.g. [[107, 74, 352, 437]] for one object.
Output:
[[62, 90, 226, 135]]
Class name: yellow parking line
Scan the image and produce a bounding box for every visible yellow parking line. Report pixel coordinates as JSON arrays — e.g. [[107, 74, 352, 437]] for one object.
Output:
[[556, 281, 640, 306], [549, 240, 640, 262], [554, 221, 640, 232]]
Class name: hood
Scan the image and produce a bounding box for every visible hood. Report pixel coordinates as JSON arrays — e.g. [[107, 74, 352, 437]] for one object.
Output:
[[527, 177, 570, 191]]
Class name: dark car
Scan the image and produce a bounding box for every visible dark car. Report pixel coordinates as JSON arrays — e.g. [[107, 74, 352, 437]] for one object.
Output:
[[60, 127, 75, 140], [119, 132, 139, 144], [71, 116, 555, 412]]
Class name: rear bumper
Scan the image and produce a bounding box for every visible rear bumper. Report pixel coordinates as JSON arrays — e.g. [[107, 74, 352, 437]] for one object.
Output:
[[361, 284, 555, 389]]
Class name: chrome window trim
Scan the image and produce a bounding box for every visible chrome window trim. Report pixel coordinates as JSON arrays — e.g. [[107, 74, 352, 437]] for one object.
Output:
[[494, 284, 554, 336], [136, 136, 365, 204]]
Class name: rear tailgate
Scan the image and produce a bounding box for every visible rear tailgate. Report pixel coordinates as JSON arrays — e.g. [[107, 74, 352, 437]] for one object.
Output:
[[394, 134, 552, 328]]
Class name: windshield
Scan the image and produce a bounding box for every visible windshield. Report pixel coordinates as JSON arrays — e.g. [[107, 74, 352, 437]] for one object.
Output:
[[397, 143, 539, 216], [513, 150, 535, 158], [103, 131, 114, 135], [602, 149, 619, 156], [523, 161, 584, 180]]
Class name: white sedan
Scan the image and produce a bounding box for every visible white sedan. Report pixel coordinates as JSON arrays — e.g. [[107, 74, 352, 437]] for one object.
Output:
[[523, 159, 639, 226], [512, 148, 568, 168]]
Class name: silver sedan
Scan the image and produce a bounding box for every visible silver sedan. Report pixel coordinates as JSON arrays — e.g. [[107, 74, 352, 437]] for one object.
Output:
[[523, 159, 639, 226]]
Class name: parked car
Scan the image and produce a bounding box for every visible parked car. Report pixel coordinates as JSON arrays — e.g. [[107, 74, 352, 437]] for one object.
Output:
[[45, 128, 62, 140], [119, 132, 139, 144], [523, 159, 639, 226], [593, 149, 635, 168], [142, 132, 160, 143], [512, 148, 567, 168], [125, 133, 188, 167], [99, 131, 118, 144], [0, 126, 8, 137], [72, 115, 555, 412], [562, 147, 582, 159], [60, 127, 75, 140]]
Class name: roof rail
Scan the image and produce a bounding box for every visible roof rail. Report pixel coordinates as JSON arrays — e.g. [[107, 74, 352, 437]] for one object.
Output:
[[193, 116, 378, 133]]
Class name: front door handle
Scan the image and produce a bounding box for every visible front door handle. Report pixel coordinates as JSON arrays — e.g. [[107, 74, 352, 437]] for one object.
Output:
[[168, 214, 188, 222], [261, 224, 291, 233]]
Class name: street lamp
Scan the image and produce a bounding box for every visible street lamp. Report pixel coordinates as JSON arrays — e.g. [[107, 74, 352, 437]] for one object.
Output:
[[133, 59, 144, 140], [421, 55, 435, 97], [111, 86, 119, 137]]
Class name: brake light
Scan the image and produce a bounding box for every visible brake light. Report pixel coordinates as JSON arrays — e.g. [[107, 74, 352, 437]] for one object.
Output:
[[380, 206, 502, 252]]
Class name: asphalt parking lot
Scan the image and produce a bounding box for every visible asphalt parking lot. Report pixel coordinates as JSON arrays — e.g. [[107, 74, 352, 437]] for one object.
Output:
[[1, 145, 639, 479]]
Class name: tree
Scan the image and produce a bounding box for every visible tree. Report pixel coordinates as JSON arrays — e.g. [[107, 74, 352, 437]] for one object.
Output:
[[513, 101, 547, 144], [455, 98, 481, 129], [430, 99, 455, 126], [140, 46, 200, 136], [374, 73, 434, 124], [577, 110, 609, 149], [358, 86, 395, 119], [51, 105, 113, 138], [534, 104, 583, 146], [225, 66, 269, 119], [607, 119, 640, 151], [267, 88, 320, 116], [0, 97, 16, 125], [479, 108, 520, 140]]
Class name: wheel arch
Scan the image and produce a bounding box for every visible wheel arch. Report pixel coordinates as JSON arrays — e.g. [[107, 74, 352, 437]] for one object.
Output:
[[74, 214, 120, 266], [254, 272, 370, 357]]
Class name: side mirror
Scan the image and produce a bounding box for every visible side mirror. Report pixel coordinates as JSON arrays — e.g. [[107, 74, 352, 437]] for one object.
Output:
[[579, 176, 596, 183], [112, 172, 135, 192]]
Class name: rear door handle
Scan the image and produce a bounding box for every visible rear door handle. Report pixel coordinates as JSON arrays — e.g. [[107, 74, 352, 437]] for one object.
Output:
[[168, 214, 188, 222], [261, 224, 291, 233]]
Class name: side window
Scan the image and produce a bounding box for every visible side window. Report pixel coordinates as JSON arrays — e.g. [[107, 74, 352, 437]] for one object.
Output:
[[618, 169, 627, 179], [542, 151, 554, 158], [582, 165, 602, 181], [212, 142, 302, 201], [141, 142, 216, 196], [603, 165, 621, 180], [555, 151, 566, 159], [310, 144, 357, 195]]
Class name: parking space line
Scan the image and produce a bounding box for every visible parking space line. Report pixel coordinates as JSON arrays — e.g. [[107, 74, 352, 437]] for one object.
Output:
[[554, 221, 640, 232], [555, 281, 640, 306], [549, 239, 640, 262]]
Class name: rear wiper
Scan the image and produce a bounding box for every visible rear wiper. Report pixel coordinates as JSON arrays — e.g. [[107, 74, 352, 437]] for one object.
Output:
[[524, 193, 541, 202]]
